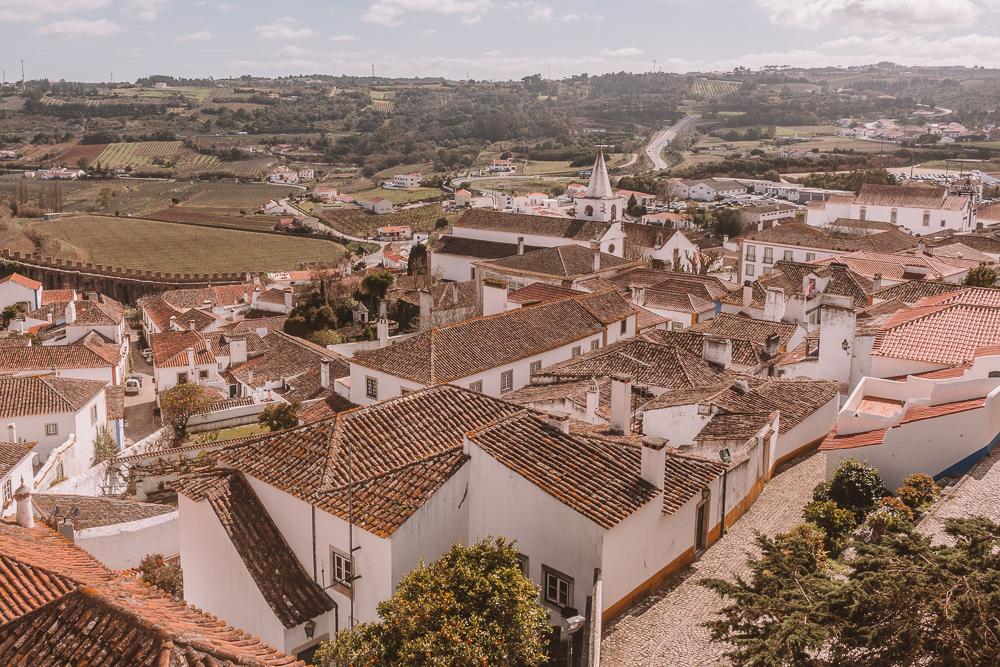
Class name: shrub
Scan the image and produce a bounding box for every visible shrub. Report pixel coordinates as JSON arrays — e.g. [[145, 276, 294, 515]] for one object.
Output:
[[139, 554, 183, 597], [803, 500, 857, 555], [896, 473, 940, 512], [867, 499, 913, 538], [812, 480, 833, 502], [829, 459, 887, 519]]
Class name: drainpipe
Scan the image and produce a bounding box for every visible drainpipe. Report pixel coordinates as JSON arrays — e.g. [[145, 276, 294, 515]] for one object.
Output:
[[719, 468, 729, 539]]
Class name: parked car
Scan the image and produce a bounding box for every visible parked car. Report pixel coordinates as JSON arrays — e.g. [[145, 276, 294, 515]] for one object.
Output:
[[125, 378, 141, 396], [127, 373, 143, 387]]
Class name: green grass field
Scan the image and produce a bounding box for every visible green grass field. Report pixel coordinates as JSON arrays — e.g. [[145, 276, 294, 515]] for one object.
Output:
[[36, 215, 343, 274], [350, 186, 443, 204], [522, 160, 574, 176]]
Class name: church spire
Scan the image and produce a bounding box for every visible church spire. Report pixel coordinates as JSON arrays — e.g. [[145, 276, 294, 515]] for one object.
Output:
[[586, 150, 613, 199]]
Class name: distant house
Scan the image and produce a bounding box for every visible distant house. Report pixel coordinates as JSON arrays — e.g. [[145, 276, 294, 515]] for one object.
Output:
[[390, 172, 421, 188], [359, 197, 392, 214], [0, 273, 43, 312], [454, 188, 472, 207], [488, 158, 516, 173], [268, 166, 299, 184], [38, 168, 84, 181], [670, 179, 747, 202], [376, 225, 412, 241], [313, 186, 339, 203], [805, 184, 975, 234]]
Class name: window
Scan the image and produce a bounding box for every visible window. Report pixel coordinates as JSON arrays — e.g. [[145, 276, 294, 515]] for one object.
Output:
[[763, 247, 773, 265], [941, 220, 946, 227], [177, 372, 189, 384], [331, 549, 353, 589], [620, 319, 628, 335], [572, 346, 582, 358], [744, 245, 756, 261], [365, 376, 378, 400], [923, 211, 930, 227], [671, 321, 685, 331], [783, 250, 793, 262], [2, 480, 9, 506], [45, 423, 58, 437], [697, 403, 712, 416], [543, 566, 574, 608], [859, 206, 867, 221], [198, 369, 209, 379], [469, 381, 483, 393], [90, 405, 98, 425], [744, 264, 755, 277], [517, 553, 530, 577], [805, 252, 816, 262], [607, 243, 616, 254], [529, 360, 542, 375], [500, 369, 514, 393], [890, 208, 898, 225], [590, 339, 600, 351]]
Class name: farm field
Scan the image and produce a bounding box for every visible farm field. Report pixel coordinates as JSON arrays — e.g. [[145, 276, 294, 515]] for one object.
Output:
[[94, 141, 221, 175], [472, 177, 570, 195], [373, 162, 434, 179], [691, 78, 741, 99], [350, 187, 443, 205], [176, 182, 295, 208], [522, 160, 574, 176], [35, 215, 343, 274], [145, 207, 282, 232], [320, 206, 459, 238]]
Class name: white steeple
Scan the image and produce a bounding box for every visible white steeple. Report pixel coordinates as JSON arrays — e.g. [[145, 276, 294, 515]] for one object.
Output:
[[586, 150, 613, 199]]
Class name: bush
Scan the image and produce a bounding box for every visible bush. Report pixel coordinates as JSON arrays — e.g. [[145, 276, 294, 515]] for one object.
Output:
[[812, 480, 832, 502], [896, 473, 940, 512], [139, 554, 183, 597], [867, 498, 914, 538], [803, 500, 857, 555], [829, 459, 887, 519]]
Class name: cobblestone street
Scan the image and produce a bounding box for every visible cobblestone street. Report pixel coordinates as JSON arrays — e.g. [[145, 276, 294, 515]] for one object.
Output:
[[600, 452, 826, 667], [918, 447, 1000, 544]]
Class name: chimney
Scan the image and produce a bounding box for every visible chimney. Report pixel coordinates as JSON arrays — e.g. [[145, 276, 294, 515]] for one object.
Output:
[[916, 238, 926, 254], [630, 286, 646, 306], [640, 437, 668, 489], [872, 272, 883, 292], [418, 288, 434, 331], [517, 236, 525, 255], [763, 333, 780, 360], [6, 423, 15, 443], [186, 346, 195, 370], [188, 319, 196, 331], [481, 278, 509, 317], [64, 300, 76, 325], [251, 287, 260, 310], [376, 300, 389, 349], [229, 334, 247, 366], [702, 337, 733, 370], [247, 368, 254, 385], [544, 412, 572, 434], [585, 379, 599, 423], [742, 281, 753, 308], [320, 358, 331, 389], [46, 312, 52, 324], [610, 375, 632, 435], [14, 480, 33, 529], [169, 315, 177, 331], [763, 287, 785, 322], [591, 240, 601, 272], [283, 287, 294, 312]]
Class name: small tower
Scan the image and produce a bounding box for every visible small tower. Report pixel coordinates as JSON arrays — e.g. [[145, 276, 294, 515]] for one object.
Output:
[[575, 151, 625, 224]]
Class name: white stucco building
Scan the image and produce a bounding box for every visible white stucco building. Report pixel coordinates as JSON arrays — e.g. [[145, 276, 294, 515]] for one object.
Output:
[[805, 183, 975, 234]]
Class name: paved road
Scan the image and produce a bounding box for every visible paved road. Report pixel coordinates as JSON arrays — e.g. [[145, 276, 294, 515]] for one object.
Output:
[[600, 452, 825, 667], [644, 115, 700, 171], [124, 340, 158, 445]]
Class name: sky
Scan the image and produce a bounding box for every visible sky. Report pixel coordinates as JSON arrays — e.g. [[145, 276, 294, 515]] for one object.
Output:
[[2, 0, 1000, 82]]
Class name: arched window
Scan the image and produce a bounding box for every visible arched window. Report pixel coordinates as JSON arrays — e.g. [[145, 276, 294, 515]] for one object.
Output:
[[584, 205, 594, 217]]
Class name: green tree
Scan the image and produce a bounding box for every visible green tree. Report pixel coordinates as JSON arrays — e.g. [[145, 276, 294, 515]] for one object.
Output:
[[159, 383, 215, 441], [1, 305, 18, 328], [258, 400, 301, 432], [317, 538, 550, 667], [139, 553, 183, 597], [362, 269, 394, 303], [91, 426, 118, 466], [407, 243, 428, 276], [828, 458, 886, 519], [802, 500, 857, 555], [964, 263, 997, 287], [895, 473, 940, 513], [715, 208, 742, 239]]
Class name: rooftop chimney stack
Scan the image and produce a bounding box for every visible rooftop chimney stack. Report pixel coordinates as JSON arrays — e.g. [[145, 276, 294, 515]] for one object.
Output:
[[872, 272, 883, 292], [320, 358, 331, 389], [764, 287, 786, 322], [640, 437, 668, 489], [591, 241, 601, 272], [610, 375, 632, 435], [251, 287, 261, 310], [585, 379, 599, 423], [189, 319, 196, 331], [377, 300, 389, 348], [169, 315, 177, 331], [186, 346, 196, 371], [228, 334, 247, 366], [64, 300, 76, 325], [742, 281, 753, 308], [517, 236, 525, 255], [418, 288, 434, 331], [14, 480, 33, 529], [283, 287, 294, 312], [6, 423, 15, 443]]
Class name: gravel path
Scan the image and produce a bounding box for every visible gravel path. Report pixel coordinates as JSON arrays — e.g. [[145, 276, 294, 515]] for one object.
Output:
[[600, 452, 825, 667]]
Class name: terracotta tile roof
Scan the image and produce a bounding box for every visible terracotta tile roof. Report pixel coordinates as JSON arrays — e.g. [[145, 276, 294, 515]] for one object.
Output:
[[814, 250, 965, 281], [149, 330, 216, 368], [229, 331, 349, 401], [872, 279, 966, 305], [0, 273, 41, 290], [709, 379, 839, 434], [396, 281, 479, 310], [104, 385, 124, 420], [227, 316, 289, 335], [160, 283, 256, 310], [537, 338, 721, 390], [453, 209, 613, 242], [296, 395, 355, 423], [174, 470, 333, 628], [175, 307, 221, 332], [923, 286, 1000, 308], [634, 305, 669, 330], [0, 375, 105, 418], [0, 343, 116, 372], [139, 295, 183, 331], [855, 183, 968, 210], [33, 494, 174, 530], [79, 330, 123, 365], [477, 244, 640, 279], [723, 261, 872, 309], [830, 218, 899, 232], [0, 442, 36, 480], [692, 312, 798, 348], [743, 223, 918, 253], [467, 411, 659, 529], [928, 242, 994, 263], [873, 303, 1000, 365], [696, 411, 773, 441], [0, 522, 302, 665], [0, 337, 30, 349], [40, 289, 74, 306], [819, 427, 887, 451], [662, 451, 727, 514], [72, 295, 124, 327], [352, 292, 632, 384], [432, 235, 543, 259], [608, 267, 735, 299], [505, 377, 645, 422], [643, 288, 716, 314], [898, 397, 986, 425], [507, 282, 584, 306]]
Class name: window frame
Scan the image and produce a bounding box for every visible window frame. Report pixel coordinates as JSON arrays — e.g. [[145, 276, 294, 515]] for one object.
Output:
[[805, 252, 816, 262], [542, 565, 574, 609], [330, 547, 353, 594], [3, 480, 11, 506], [45, 423, 59, 437], [783, 250, 793, 262], [90, 404, 98, 425], [365, 376, 378, 400], [468, 380, 483, 393], [590, 339, 600, 351], [744, 264, 755, 277], [620, 319, 628, 335], [516, 553, 530, 578], [177, 371, 189, 385], [763, 247, 773, 265], [500, 369, 514, 393], [571, 345, 582, 358], [744, 244, 756, 261], [529, 360, 542, 375]]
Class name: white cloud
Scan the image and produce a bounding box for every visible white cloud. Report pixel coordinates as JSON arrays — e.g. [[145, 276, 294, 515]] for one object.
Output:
[[176, 29, 212, 42], [0, 0, 109, 22], [600, 47, 643, 57], [361, 0, 492, 26], [278, 45, 310, 58], [37, 17, 124, 35], [254, 17, 317, 39], [123, 0, 166, 21], [525, 2, 550, 20], [755, 0, 985, 31], [330, 33, 356, 42]]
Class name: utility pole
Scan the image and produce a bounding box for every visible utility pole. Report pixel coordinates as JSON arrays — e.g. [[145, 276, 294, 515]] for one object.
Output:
[[20, 59, 25, 92], [371, 62, 375, 78]]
